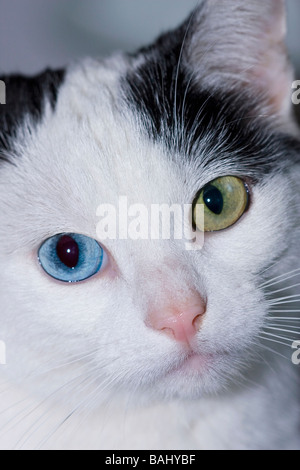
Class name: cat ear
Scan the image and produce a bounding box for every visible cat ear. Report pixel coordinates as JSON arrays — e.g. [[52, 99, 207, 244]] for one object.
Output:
[[184, 0, 293, 119], [0, 70, 65, 156]]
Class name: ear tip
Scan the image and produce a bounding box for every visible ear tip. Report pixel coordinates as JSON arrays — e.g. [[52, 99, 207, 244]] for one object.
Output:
[[185, 0, 292, 119], [267, 0, 287, 39], [200, 0, 286, 13], [198, 0, 288, 36]]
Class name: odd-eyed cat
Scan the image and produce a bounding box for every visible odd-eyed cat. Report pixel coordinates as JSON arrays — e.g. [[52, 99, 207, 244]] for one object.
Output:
[[0, 0, 299, 450]]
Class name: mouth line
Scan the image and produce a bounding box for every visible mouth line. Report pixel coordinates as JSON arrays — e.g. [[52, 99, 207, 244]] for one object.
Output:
[[166, 351, 220, 376]]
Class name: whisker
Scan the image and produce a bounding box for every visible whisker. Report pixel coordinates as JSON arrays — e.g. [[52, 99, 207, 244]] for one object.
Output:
[[268, 311, 300, 315], [180, 73, 194, 150], [266, 315, 300, 321], [263, 325, 300, 335], [268, 300, 300, 307], [259, 331, 295, 344], [173, 10, 195, 151], [20, 372, 98, 450], [267, 318, 300, 324], [258, 334, 293, 348], [15, 356, 115, 450], [265, 282, 300, 296], [254, 340, 291, 362], [0, 396, 31, 417], [30, 340, 121, 380], [268, 294, 300, 303], [266, 323, 300, 330], [257, 259, 282, 278], [2, 370, 91, 446], [35, 360, 122, 450], [30, 350, 99, 378], [261, 268, 300, 288]]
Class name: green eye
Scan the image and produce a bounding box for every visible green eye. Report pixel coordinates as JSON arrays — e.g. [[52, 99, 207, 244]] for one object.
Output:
[[193, 176, 249, 232]]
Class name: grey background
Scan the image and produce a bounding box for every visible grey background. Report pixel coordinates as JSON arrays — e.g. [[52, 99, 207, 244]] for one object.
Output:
[[0, 0, 300, 76]]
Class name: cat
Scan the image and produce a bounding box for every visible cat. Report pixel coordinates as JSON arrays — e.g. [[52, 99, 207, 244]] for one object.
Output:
[[0, 0, 299, 450]]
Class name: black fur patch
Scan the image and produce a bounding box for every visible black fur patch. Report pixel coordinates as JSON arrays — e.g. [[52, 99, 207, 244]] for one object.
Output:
[[0, 68, 65, 159], [123, 25, 300, 180]]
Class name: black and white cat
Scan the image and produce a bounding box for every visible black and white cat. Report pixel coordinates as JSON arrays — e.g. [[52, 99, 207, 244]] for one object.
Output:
[[0, 0, 299, 450]]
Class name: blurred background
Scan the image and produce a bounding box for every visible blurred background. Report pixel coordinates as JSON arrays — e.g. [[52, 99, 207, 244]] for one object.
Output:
[[0, 0, 300, 76]]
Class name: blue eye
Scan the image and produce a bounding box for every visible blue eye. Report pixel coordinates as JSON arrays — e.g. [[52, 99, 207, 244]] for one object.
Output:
[[38, 234, 105, 283]]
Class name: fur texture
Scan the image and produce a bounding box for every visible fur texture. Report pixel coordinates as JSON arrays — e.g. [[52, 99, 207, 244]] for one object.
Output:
[[0, 0, 299, 450]]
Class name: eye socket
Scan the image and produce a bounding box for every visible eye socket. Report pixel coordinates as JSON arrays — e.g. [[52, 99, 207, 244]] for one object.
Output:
[[38, 233, 105, 283], [193, 176, 249, 232]]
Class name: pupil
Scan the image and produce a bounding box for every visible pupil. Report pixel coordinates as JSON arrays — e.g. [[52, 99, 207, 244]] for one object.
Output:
[[203, 185, 224, 215], [56, 235, 79, 269]]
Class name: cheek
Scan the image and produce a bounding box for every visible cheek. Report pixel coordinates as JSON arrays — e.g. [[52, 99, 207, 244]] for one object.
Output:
[[199, 274, 266, 350], [0, 240, 143, 367], [200, 180, 291, 272], [0, 257, 120, 382], [186, 183, 289, 347], [0, 250, 115, 344]]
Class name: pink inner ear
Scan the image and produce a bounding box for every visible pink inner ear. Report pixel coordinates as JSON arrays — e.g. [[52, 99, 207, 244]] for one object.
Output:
[[250, 0, 292, 117], [252, 45, 293, 117]]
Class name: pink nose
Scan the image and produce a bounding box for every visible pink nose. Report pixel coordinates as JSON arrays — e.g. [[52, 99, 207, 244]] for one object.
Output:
[[146, 293, 206, 344]]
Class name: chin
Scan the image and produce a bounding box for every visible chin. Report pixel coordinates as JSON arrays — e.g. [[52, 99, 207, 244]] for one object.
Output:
[[140, 351, 245, 401]]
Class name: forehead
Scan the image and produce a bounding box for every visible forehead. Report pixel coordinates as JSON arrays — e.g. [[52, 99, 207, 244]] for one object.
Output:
[[122, 36, 300, 180], [0, 54, 296, 248], [25, 62, 200, 205], [0, 61, 200, 248], [4, 58, 234, 207]]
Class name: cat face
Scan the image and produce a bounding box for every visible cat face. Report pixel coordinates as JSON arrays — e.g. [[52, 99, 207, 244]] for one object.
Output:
[[0, 0, 299, 404]]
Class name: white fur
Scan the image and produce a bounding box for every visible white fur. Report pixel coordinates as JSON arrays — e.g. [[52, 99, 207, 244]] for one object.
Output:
[[0, 1, 299, 450]]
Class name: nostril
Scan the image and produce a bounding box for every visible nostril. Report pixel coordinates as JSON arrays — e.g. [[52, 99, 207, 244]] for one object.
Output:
[[152, 309, 205, 344], [160, 327, 175, 339], [193, 314, 204, 332], [146, 293, 207, 344]]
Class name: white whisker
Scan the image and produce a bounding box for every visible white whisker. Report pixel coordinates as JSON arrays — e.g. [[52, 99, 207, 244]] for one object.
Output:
[[254, 341, 291, 362], [9, 371, 91, 449], [267, 318, 300, 324], [266, 282, 300, 296], [268, 311, 300, 314], [35, 360, 122, 450], [16, 355, 116, 450], [21, 372, 98, 450], [258, 334, 293, 348], [263, 325, 300, 335], [257, 259, 282, 278], [0, 396, 31, 418], [268, 294, 300, 303], [268, 300, 300, 307], [31, 350, 99, 378], [173, 10, 195, 150], [261, 268, 300, 288], [266, 323, 300, 330], [260, 331, 296, 343]]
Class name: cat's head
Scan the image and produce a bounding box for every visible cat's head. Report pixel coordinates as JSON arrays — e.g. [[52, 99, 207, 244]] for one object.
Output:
[[0, 0, 299, 404]]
